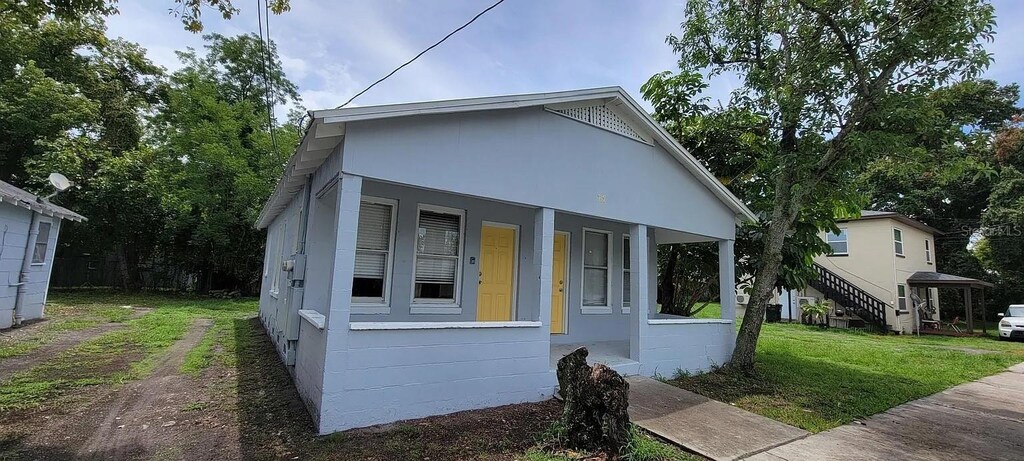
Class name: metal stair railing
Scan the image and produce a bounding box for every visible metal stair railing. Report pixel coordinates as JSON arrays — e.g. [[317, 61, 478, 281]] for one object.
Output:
[[808, 263, 889, 332]]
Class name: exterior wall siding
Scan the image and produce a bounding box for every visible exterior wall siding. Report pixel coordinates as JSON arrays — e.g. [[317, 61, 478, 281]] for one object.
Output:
[[640, 321, 734, 377], [0, 204, 63, 329], [319, 324, 553, 433], [341, 107, 737, 240], [347, 180, 662, 346], [812, 217, 940, 332]]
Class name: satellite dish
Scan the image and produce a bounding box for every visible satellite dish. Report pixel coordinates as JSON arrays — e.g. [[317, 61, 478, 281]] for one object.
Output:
[[48, 173, 72, 191]]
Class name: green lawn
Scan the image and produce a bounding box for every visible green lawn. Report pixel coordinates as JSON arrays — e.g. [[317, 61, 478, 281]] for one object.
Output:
[[0, 291, 256, 411], [2, 291, 695, 460], [0, 299, 136, 359], [670, 322, 1024, 432]]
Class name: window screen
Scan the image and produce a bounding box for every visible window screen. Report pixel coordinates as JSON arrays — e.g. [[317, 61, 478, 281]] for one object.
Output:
[[414, 209, 462, 302], [353, 200, 394, 303], [31, 222, 51, 264]]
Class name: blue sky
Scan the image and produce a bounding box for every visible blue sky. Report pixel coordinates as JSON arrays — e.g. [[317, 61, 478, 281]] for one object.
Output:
[[107, 0, 1023, 114]]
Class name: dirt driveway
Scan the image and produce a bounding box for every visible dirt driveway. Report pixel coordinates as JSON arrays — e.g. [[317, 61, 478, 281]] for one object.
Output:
[[0, 297, 318, 461]]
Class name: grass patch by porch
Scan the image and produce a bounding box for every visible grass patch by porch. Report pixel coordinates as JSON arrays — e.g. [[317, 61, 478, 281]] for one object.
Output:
[[668, 322, 1024, 432]]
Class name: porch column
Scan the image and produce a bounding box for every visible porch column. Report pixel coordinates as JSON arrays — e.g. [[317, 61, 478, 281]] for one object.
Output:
[[629, 224, 649, 363], [534, 208, 555, 328], [719, 239, 737, 322], [325, 174, 362, 342], [965, 287, 974, 333]]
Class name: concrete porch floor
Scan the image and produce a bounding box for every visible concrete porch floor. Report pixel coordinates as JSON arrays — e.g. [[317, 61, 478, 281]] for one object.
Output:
[[550, 340, 640, 376]]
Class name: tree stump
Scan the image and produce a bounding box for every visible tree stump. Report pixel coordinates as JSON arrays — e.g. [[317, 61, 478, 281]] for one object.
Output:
[[555, 347, 630, 455]]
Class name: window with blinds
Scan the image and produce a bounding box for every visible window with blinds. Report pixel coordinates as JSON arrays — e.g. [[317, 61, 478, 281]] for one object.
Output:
[[31, 221, 51, 264], [583, 230, 610, 307], [353, 199, 396, 304], [413, 206, 463, 303], [622, 235, 631, 308]]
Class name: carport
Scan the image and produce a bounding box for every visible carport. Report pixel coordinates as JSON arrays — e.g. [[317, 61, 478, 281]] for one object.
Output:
[[907, 272, 994, 334]]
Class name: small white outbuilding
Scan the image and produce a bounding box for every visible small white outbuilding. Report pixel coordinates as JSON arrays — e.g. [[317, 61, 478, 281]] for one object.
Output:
[[0, 180, 85, 329]]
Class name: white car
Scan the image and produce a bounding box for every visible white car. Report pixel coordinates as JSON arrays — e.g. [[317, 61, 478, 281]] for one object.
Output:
[[998, 305, 1024, 340]]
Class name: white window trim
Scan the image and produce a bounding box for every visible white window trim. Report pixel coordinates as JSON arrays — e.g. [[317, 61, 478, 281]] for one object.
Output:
[[825, 228, 849, 256], [893, 227, 905, 257], [352, 196, 398, 314], [622, 234, 631, 314], [896, 283, 908, 312], [410, 203, 466, 311], [581, 227, 613, 314], [30, 219, 53, 266], [925, 239, 933, 265], [269, 222, 285, 299]]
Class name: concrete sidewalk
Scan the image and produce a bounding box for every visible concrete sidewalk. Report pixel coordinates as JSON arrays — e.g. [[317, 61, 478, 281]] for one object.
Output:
[[745, 363, 1024, 461], [627, 377, 809, 460]]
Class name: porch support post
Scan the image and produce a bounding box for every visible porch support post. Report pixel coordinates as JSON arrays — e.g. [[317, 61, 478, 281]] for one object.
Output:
[[719, 239, 737, 322], [629, 224, 649, 363], [965, 287, 974, 333], [534, 208, 555, 328], [325, 174, 362, 340]]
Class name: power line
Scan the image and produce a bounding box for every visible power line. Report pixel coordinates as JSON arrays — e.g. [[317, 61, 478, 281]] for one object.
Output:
[[256, 0, 281, 156], [336, 0, 506, 109]]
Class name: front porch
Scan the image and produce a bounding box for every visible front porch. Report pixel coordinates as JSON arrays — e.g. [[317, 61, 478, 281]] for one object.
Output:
[[301, 175, 739, 431]]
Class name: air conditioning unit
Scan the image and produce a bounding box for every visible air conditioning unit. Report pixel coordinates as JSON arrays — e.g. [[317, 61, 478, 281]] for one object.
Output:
[[736, 293, 750, 305]]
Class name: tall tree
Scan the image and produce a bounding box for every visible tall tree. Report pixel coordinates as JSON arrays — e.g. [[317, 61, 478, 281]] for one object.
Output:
[[858, 80, 1019, 318], [668, 0, 996, 371], [6, 0, 291, 32], [152, 33, 297, 293], [643, 70, 834, 314]]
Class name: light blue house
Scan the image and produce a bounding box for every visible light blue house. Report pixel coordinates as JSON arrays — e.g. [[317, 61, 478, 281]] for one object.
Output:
[[0, 181, 85, 330], [256, 87, 755, 433]]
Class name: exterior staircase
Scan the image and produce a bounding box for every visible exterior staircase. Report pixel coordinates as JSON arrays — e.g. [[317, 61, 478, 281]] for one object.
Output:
[[808, 263, 889, 332]]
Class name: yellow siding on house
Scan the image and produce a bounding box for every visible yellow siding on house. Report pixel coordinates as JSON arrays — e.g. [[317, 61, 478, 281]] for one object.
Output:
[[812, 217, 940, 333]]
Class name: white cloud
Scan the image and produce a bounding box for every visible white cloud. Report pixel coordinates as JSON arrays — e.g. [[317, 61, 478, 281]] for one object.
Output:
[[103, 0, 1023, 117]]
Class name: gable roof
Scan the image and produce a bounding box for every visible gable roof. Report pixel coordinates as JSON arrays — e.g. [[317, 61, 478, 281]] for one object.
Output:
[[838, 210, 942, 236], [256, 87, 757, 229], [0, 180, 86, 222]]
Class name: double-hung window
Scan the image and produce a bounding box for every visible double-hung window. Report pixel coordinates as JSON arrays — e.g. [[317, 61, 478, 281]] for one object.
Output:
[[826, 228, 848, 256], [269, 223, 285, 296], [897, 284, 908, 312], [622, 235, 631, 312], [893, 228, 904, 256], [31, 221, 52, 264], [413, 205, 464, 305], [925, 239, 932, 264], [353, 198, 397, 307], [582, 229, 611, 313]]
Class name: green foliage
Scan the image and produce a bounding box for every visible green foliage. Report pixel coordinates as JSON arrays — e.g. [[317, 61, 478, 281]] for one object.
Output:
[[801, 300, 831, 325], [658, 0, 999, 369], [624, 426, 696, 461], [152, 33, 299, 292], [5, 0, 291, 33]]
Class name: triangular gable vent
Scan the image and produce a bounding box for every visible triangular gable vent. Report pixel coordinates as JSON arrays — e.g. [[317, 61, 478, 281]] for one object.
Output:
[[548, 104, 651, 144]]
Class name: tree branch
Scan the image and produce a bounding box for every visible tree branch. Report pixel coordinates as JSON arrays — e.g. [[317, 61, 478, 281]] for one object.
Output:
[[794, 0, 868, 95]]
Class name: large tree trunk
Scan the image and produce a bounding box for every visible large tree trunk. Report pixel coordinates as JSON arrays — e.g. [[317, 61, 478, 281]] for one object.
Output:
[[731, 126, 804, 372]]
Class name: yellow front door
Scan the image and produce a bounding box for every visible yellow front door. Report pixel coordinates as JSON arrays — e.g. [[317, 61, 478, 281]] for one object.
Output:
[[477, 225, 516, 321], [551, 233, 567, 334]]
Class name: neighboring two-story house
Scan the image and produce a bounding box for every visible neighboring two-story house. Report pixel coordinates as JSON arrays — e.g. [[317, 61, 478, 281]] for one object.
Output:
[[778, 211, 955, 334]]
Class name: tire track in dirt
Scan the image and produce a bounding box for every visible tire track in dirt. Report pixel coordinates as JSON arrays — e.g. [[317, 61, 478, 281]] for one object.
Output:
[[78, 318, 232, 460], [0, 308, 151, 382]]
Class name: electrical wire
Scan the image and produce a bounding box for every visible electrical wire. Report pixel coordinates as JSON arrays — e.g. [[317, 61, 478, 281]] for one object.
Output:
[[256, 0, 282, 156], [336, 0, 506, 109]]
